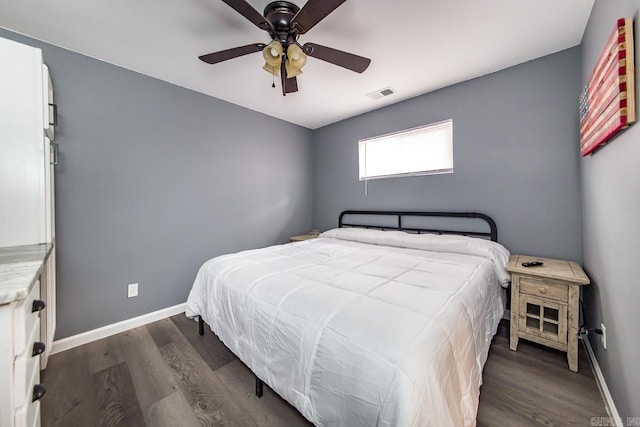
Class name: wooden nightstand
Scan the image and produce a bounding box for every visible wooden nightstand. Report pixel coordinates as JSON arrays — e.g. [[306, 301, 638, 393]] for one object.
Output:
[[289, 233, 319, 242], [506, 254, 590, 372]]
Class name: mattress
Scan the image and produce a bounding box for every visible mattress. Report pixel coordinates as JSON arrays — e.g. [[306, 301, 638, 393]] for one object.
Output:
[[186, 228, 510, 426]]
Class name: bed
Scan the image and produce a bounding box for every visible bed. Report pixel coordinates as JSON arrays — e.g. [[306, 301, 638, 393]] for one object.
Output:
[[185, 211, 511, 426]]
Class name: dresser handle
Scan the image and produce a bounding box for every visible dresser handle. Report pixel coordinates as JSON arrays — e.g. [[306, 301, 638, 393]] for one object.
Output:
[[32, 342, 46, 357], [32, 384, 46, 402], [51, 142, 59, 165], [49, 103, 58, 126], [519, 312, 525, 318], [538, 287, 547, 294], [32, 299, 46, 313]]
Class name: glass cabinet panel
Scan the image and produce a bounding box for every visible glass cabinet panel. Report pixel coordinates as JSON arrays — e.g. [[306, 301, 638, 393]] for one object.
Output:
[[519, 295, 567, 344]]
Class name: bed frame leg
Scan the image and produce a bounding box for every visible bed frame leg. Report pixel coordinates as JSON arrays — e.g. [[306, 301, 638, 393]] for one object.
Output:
[[198, 315, 204, 336], [255, 376, 264, 398]]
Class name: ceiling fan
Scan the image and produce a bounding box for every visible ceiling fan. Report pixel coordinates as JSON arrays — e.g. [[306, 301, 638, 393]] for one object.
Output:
[[199, 0, 371, 95]]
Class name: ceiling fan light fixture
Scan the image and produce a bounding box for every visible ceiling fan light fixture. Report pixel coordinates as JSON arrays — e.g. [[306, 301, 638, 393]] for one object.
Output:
[[285, 44, 307, 78], [262, 63, 280, 76], [262, 40, 283, 76], [199, 0, 372, 94]]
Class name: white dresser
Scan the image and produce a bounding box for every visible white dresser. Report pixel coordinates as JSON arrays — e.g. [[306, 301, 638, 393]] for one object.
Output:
[[0, 246, 53, 427], [0, 36, 57, 427]]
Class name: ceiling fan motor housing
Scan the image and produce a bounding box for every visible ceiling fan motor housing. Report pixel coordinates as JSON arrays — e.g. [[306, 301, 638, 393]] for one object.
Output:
[[264, 1, 300, 44]]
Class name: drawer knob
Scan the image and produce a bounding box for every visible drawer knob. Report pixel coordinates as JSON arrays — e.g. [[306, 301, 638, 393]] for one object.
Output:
[[519, 312, 526, 318], [538, 287, 547, 294], [33, 342, 46, 357], [32, 299, 46, 313], [32, 384, 46, 402]]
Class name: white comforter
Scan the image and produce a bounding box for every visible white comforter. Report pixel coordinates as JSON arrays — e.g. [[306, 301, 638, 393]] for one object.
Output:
[[186, 228, 510, 426]]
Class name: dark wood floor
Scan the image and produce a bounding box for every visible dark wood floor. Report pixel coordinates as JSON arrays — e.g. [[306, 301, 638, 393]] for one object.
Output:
[[41, 316, 606, 426]]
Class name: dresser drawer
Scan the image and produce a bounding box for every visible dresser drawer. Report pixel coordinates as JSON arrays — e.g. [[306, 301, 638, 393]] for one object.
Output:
[[14, 356, 42, 427], [13, 281, 44, 356], [14, 399, 40, 427], [32, 405, 41, 427], [14, 321, 41, 409], [519, 276, 568, 302]]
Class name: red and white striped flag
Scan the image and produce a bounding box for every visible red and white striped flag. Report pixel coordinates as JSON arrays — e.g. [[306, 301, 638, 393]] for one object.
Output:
[[580, 18, 635, 156]]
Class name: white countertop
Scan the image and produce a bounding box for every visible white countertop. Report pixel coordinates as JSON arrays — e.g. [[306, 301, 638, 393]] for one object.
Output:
[[0, 243, 53, 305]]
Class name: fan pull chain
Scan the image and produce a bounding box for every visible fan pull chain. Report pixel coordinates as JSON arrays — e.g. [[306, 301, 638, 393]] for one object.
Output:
[[272, 71, 275, 88]]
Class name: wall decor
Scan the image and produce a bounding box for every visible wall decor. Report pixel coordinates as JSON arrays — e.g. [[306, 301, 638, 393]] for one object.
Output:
[[580, 18, 635, 156]]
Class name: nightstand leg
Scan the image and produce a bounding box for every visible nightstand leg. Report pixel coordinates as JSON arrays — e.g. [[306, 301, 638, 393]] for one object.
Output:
[[510, 334, 519, 351], [567, 286, 579, 372], [568, 343, 578, 372], [509, 282, 519, 351], [510, 312, 519, 351]]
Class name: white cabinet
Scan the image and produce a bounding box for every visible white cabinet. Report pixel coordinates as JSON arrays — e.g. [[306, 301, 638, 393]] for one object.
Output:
[[0, 37, 57, 246], [0, 35, 57, 427], [10, 283, 44, 425], [0, 37, 51, 247], [0, 250, 51, 427], [43, 65, 55, 142]]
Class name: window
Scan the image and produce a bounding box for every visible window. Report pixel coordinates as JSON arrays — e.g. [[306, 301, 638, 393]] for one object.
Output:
[[358, 119, 453, 181]]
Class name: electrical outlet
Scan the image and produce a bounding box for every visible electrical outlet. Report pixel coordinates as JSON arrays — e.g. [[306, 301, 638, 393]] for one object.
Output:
[[600, 323, 607, 349], [128, 283, 138, 298]]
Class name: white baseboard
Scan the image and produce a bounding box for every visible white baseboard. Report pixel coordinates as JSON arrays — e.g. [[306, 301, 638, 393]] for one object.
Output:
[[50, 302, 186, 355], [582, 336, 622, 427]]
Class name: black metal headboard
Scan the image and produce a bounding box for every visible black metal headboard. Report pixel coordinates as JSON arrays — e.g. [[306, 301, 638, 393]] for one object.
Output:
[[338, 210, 498, 242]]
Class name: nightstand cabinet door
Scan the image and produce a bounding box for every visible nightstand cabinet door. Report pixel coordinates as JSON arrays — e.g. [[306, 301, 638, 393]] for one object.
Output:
[[518, 294, 567, 345]]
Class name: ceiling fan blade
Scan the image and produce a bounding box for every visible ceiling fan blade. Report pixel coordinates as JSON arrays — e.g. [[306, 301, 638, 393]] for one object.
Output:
[[291, 0, 347, 34], [220, 0, 273, 31], [283, 76, 298, 94], [302, 43, 371, 73], [280, 59, 298, 95], [199, 43, 266, 64]]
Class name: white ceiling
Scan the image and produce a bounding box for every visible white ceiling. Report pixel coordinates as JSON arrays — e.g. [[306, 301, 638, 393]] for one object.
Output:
[[0, 0, 594, 129]]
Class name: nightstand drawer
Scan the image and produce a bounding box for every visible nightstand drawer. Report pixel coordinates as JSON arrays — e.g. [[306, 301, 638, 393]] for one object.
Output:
[[519, 277, 568, 302]]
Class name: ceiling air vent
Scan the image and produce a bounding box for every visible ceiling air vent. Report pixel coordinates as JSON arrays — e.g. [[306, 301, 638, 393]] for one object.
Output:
[[366, 87, 396, 100]]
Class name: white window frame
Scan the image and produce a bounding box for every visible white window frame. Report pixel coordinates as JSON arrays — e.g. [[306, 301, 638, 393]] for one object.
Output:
[[358, 119, 453, 181]]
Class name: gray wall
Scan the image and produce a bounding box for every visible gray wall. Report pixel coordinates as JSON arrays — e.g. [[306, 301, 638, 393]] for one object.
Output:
[[0, 29, 314, 339], [580, 1, 640, 418], [312, 48, 583, 262]]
